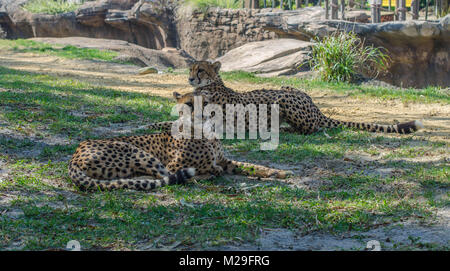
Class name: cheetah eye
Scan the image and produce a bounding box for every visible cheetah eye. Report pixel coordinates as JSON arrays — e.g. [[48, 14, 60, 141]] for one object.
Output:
[[198, 69, 205, 73], [185, 102, 193, 108]]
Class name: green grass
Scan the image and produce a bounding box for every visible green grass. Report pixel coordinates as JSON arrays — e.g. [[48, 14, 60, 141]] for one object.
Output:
[[0, 66, 448, 250], [22, 0, 90, 15], [0, 66, 174, 139], [221, 71, 450, 104], [0, 39, 125, 63]]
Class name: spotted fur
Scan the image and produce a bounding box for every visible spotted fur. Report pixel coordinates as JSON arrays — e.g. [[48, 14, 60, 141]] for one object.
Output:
[[147, 92, 293, 179], [68, 134, 203, 191], [188, 61, 424, 135]]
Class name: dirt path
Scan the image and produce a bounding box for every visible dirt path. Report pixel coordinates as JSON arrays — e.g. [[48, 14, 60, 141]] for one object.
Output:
[[1, 51, 449, 144]]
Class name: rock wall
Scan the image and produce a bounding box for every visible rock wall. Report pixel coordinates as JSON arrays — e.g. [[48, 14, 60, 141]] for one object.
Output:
[[0, 0, 178, 50], [175, 7, 279, 60]]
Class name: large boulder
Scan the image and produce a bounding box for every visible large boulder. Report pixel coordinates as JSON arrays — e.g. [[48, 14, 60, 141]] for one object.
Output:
[[216, 39, 313, 76], [31, 37, 194, 69]]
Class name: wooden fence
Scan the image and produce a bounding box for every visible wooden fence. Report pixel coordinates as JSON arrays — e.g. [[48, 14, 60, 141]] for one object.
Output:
[[245, 0, 448, 23]]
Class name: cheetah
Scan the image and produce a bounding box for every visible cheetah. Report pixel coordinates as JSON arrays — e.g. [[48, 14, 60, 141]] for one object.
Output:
[[69, 94, 291, 191], [147, 91, 292, 179], [186, 61, 424, 135]]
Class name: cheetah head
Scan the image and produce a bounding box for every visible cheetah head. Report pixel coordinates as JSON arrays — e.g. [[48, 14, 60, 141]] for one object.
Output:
[[188, 61, 221, 88], [173, 91, 210, 111], [173, 91, 218, 138]]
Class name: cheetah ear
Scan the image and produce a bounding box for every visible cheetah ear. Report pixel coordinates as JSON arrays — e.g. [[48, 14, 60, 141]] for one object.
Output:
[[173, 92, 182, 100], [212, 61, 221, 74], [188, 61, 195, 70]]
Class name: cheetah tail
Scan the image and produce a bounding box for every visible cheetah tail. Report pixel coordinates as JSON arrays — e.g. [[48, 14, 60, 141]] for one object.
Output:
[[321, 118, 424, 134], [68, 163, 195, 191], [225, 160, 293, 179]]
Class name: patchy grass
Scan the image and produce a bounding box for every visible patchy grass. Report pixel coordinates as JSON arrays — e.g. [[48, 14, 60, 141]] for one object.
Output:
[[22, 0, 89, 15], [221, 71, 450, 104], [0, 66, 448, 250], [0, 66, 174, 139], [0, 39, 125, 63]]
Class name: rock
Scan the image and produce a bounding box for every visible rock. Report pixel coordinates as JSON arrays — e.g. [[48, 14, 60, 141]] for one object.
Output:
[[113, 54, 147, 67], [138, 67, 158, 75], [31, 37, 194, 69], [176, 7, 280, 60], [345, 11, 370, 23], [216, 39, 312, 76]]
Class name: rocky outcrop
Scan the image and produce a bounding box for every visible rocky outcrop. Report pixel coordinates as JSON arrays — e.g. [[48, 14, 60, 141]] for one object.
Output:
[[0, 0, 178, 50], [175, 7, 279, 60], [175, 6, 368, 60], [259, 10, 450, 88], [217, 39, 312, 76]]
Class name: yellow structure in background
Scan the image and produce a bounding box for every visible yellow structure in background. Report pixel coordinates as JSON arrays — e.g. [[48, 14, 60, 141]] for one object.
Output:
[[382, 0, 412, 7]]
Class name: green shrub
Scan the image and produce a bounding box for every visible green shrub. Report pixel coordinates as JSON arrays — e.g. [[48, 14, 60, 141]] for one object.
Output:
[[22, 0, 90, 14], [309, 31, 390, 83]]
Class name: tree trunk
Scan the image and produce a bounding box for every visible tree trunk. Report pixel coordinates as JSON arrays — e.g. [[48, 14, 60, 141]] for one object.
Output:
[[399, 0, 406, 20], [411, 0, 419, 19], [245, 0, 260, 8], [331, 0, 338, 19]]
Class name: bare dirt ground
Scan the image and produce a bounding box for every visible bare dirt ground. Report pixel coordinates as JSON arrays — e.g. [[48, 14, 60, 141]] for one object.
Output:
[[1, 51, 449, 250]]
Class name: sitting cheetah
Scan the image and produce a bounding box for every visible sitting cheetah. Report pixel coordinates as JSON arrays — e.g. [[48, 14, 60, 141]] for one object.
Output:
[[186, 61, 423, 135]]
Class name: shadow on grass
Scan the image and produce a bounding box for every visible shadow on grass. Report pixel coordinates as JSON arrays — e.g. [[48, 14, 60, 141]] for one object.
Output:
[[224, 128, 447, 163], [0, 67, 175, 138], [1, 156, 447, 250], [0, 181, 414, 250]]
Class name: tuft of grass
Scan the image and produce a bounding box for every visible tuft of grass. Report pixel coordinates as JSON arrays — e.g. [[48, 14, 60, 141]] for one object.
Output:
[[309, 31, 390, 83]]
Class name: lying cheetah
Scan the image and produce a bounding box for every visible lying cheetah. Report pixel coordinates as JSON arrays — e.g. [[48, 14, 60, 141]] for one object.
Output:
[[187, 61, 423, 135], [147, 92, 292, 179], [69, 93, 291, 191]]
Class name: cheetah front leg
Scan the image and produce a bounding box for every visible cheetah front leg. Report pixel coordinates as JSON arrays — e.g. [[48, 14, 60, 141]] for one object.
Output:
[[217, 157, 293, 179]]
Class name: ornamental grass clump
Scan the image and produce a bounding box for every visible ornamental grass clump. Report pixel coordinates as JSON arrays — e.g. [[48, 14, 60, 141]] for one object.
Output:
[[309, 31, 390, 83]]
